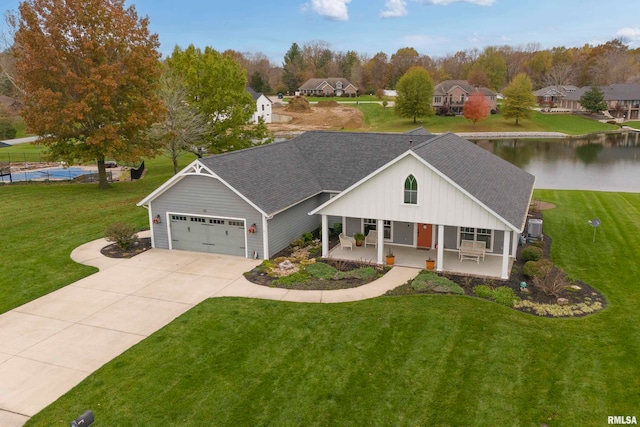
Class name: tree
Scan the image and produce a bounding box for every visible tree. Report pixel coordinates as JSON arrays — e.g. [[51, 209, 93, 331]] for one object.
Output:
[[463, 91, 490, 126], [389, 47, 419, 88], [580, 86, 608, 114], [282, 43, 304, 93], [166, 44, 270, 155], [152, 68, 207, 174], [13, 0, 164, 189], [469, 46, 507, 91], [394, 66, 434, 124], [501, 73, 536, 125]]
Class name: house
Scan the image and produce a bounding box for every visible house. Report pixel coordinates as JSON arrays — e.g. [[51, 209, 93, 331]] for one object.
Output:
[[138, 130, 534, 279], [433, 80, 497, 115], [138, 130, 535, 279], [534, 85, 578, 106], [246, 86, 272, 124], [298, 78, 358, 97], [557, 83, 640, 120]]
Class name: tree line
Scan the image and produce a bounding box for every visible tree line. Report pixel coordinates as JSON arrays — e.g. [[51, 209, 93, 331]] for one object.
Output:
[[228, 39, 640, 95]]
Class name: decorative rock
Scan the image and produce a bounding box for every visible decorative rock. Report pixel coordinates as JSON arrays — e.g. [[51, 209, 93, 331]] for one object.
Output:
[[278, 260, 295, 270], [570, 285, 581, 290], [557, 297, 569, 306]]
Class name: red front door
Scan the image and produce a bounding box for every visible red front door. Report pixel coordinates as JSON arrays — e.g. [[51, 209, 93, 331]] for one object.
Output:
[[417, 223, 432, 248]]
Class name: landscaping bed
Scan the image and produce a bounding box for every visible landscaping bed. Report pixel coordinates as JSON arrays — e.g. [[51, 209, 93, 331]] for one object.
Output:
[[101, 237, 151, 258]]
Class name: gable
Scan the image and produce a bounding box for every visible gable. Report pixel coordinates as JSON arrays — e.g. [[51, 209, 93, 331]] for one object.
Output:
[[312, 153, 514, 231]]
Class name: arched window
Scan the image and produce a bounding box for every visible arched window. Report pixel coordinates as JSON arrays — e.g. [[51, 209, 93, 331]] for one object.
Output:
[[404, 175, 417, 204]]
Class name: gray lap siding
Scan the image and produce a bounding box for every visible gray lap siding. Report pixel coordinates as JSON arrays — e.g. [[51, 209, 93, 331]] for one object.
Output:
[[267, 195, 323, 258], [149, 175, 264, 258]]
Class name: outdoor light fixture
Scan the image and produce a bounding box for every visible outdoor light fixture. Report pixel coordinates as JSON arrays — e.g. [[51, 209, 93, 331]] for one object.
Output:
[[153, 214, 161, 224], [70, 410, 94, 427]]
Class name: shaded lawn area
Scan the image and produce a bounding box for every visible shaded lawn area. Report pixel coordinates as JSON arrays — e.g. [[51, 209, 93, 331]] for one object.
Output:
[[26, 191, 640, 426]]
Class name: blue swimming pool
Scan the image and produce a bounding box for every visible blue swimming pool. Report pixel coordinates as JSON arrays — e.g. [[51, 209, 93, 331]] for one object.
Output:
[[1, 167, 98, 182]]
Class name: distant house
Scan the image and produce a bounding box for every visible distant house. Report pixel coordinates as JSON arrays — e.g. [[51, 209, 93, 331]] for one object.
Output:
[[298, 78, 358, 97], [0, 95, 21, 114], [534, 85, 578, 106], [246, 86, 272, 124], [557, 84, 640, 119], [432, 80, 497, 115]]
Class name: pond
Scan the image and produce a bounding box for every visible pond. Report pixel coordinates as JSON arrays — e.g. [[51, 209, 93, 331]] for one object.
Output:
[[471, 131, 640, 192]]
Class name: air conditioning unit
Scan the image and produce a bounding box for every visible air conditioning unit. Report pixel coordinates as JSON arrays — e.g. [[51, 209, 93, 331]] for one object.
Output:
[[528, 219, 543, 238]]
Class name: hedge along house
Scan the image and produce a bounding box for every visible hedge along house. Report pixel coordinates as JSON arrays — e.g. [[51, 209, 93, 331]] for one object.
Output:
[[138, 130, 535, 279]]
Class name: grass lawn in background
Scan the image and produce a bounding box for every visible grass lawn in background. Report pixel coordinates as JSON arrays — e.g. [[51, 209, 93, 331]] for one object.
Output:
[[24, 190, 640, 426], [356, 103, 619, 135]]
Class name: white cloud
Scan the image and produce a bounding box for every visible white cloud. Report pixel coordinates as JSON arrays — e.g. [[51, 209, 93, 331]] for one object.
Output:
[[616, 27, 640, 45], [303, 0, 352, 21], [380, 0, 408, 18], [416, 0, 495, 5]]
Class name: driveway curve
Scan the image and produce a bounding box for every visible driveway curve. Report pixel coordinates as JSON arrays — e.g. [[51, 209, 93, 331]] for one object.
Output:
[[0, 234, 418, 426]]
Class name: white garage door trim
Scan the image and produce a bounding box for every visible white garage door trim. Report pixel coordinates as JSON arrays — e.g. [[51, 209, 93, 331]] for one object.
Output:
[[166, 212, 248, 257]]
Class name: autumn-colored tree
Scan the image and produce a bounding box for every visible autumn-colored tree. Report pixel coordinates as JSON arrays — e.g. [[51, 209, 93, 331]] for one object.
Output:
[[502, 73, 537, 125], [13, 0, 165, 189], [395, 66, 434, 124], [167, 45, 270, 155], [463, 91, 490, 126]]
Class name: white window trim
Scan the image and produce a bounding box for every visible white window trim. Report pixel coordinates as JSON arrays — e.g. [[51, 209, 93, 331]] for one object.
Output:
[[456, 227, 494, 252], [402, 175, 419, 206], [362, 218, 393, 242]]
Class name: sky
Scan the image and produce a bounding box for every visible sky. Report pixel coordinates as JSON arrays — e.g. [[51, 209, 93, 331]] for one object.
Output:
[[3, 0, 640, 64]]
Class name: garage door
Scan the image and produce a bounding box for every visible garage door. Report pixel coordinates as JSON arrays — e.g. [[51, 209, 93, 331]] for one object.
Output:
[[169, 214, 246, 256]]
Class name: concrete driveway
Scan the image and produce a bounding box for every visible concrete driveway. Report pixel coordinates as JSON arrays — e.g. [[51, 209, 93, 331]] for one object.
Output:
[[0, 235, 418, 426]]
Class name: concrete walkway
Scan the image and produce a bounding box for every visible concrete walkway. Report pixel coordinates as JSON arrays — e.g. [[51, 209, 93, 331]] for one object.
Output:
[[0, 234, 419, 426]]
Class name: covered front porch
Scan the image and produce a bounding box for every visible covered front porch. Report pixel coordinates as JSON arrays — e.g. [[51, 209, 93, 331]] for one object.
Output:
[[327, 243, 512, 279]]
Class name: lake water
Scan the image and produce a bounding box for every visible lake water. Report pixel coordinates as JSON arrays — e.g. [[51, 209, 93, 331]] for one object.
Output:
[[471, 132, 640, 193]]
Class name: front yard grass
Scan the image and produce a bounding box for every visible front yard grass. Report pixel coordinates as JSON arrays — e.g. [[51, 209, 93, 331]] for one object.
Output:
[[23, 190, 640, 426]]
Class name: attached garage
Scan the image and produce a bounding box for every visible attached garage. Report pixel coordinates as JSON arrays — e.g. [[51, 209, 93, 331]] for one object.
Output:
[[169, 214, 246, 256]]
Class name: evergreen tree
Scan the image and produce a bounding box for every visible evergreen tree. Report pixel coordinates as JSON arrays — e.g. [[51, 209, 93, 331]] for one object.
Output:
[[579, 86, 608, 114]]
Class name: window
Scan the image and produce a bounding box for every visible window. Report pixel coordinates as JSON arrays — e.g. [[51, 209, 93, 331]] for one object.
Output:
[[228, 220, 244, 227], [363, 219, 392, 240], [404, 175, 418, 204], [459, 227, 493, 250], [434, 96, 442, 103], [460, 94, 465, 103], [210, 219, 225, 225]]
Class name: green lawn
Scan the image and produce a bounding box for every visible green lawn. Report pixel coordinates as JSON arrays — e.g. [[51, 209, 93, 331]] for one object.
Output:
[[0, 148, 196, 313], [21, 190, 640, 426], [355, 104, 619, 135]]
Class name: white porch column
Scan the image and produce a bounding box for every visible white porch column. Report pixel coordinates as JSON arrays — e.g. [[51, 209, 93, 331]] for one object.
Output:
[[501, 230, 511, 279], [321, 215, 329, 258], [377, 219, 384, 265], [511, 230, 518, 258], [262, 215, 269, 260], [342, 216, 346, 234], [436, 224, 445, 272]]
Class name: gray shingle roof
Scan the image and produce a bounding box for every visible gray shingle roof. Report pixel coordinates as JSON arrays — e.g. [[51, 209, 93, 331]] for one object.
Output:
[[298, 78, 356, 91], [434, 80, 497, 96], [199, 130, 534, 229], [412, 133, 535, 230], [562, 84, 640, 102]]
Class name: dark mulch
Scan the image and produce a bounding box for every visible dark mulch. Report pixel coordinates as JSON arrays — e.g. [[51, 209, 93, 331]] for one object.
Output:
[[100, 237, 152, 258]]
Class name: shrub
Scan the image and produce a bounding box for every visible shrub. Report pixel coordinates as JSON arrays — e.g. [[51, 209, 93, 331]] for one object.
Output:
[[332, 223, 342, 234], [411, 271, 464, 294], [104, 222, 138, 249], [302, 232, 313, 242], [531, 239, 545, 249], [473, 285, 493, 299], [492, 286, 518, 307], [533, 265, 570, 297], [273, 271, 310, 287], [523, 259, 553, 278], [521, 245, 543, 261], [335, 266, 377, 281], [306, 262, 337, 280]]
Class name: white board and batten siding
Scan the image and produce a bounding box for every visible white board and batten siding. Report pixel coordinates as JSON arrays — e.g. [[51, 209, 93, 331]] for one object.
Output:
[[317, 155, 513, 232], [149, 174, 264, 258]]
